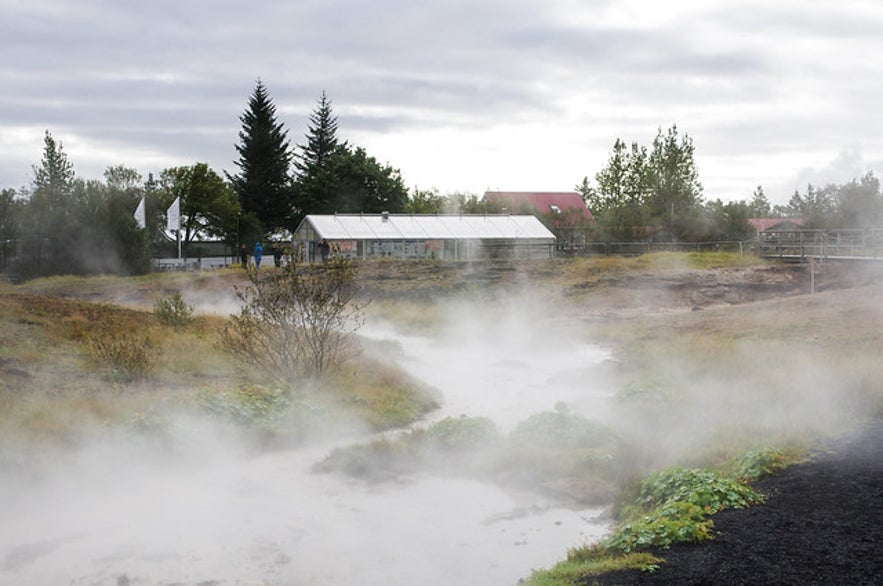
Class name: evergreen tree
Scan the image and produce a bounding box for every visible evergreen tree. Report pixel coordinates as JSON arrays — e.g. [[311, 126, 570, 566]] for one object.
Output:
[[0, 188, 22, 271], [294, 91, 343, 219], [24, 131, 78, 274], [294, 92, 408, 218], [786, 184, 836, 228], [296, 91, 340, 175], [748, 185, 772, 217], [229, 80, 294, 234]]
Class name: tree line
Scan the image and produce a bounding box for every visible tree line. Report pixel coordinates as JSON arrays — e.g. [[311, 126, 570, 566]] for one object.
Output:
[[575, 125, 883, 243], [2, 81, 882, 278], [0, 82, 414, 278]]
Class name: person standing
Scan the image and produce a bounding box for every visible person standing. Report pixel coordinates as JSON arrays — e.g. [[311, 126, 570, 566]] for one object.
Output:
[[319, 239, 330, 262], [254, 241, 263, 268], [240, 244, 248, 268]]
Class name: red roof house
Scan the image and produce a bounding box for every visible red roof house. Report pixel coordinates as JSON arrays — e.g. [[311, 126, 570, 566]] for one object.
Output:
[[748, 218, 804, 233], [483, 191, 595, 224]]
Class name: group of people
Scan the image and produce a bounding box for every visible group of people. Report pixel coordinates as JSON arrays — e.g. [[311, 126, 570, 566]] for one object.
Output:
[[239, 241, 282, 269], [238, 238, 331, 269]]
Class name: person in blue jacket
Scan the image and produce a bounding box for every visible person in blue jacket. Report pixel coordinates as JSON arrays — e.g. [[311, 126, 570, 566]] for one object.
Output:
[[254, 241, 263, 268]]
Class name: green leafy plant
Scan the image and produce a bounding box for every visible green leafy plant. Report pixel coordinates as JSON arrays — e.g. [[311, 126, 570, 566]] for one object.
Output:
[[604, 501, 713, 553], [525, 462, 767, 585], [636, 467, 763, 513], [153, 290, 194, 328], [732, 448, 798, 481]]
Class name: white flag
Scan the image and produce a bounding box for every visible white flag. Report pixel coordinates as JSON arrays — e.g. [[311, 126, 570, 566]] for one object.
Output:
[[166, 196, 180, 232], [134, 196, 146, 229]]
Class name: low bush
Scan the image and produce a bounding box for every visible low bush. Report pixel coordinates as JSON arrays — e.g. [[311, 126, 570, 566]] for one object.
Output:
[[315, 415, 502, 480], [635, 467, 763, 513], [85, 331, 156, 382], [604, 500, 713, 553], [196, 384, 289, 425], [732, 447, 800, 481], [424, 414, 501, 451], [153, 290, 194, 328]]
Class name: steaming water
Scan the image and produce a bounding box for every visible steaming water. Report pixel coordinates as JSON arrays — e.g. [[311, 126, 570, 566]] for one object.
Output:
[[0, 311, 615, 585]]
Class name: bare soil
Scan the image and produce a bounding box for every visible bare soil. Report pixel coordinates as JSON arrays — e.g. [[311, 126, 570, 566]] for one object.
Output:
[[588, 420, 883, 585]]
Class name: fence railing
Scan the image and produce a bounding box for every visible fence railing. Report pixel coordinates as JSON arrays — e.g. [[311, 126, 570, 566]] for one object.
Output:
[[756, 229, 883, 260], [560, 240, 747, 257]]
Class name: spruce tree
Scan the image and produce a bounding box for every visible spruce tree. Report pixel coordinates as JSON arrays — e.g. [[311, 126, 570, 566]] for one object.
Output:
[[229, 80, 294, 234], [294, 91, 342, 219], [26, 131, 77, 274], [296, 91, 340, 174]]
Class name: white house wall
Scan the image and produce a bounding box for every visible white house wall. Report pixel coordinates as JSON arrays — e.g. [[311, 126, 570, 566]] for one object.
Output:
[[294, 214, 556, 261]]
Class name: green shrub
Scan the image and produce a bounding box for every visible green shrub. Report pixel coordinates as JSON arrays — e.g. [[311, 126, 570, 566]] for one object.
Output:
[[86, 332, 156, 382], [509, 403, 617, 449], [636, 467, 763, 513], [314, 415, 502, 481], [504, 405, 621, 484], [154, 290, 194, 328], [425, 415, 501, 451], [197, 385, 290, 425], [604, 501, 713, 553], [732, 448, 796, 481]]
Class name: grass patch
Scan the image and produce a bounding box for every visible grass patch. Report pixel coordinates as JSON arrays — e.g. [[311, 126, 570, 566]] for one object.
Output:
[[524, 548, 662, 585]]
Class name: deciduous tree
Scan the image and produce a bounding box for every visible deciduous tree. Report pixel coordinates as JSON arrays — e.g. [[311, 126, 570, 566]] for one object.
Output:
[[647, 125, 703, 241], [159, 163, 239, 247], [220, 254, 367, 387]]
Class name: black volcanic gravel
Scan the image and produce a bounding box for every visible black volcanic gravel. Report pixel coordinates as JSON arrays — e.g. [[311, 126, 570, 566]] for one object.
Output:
[[585, 420, 883, 586]]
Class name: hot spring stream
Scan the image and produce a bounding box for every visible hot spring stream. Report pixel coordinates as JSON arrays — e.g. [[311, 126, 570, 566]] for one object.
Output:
[[0, 314, 615, 585]]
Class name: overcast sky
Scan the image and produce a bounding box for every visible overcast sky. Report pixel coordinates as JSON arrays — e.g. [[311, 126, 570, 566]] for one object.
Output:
[[2, 0, 882, 205]]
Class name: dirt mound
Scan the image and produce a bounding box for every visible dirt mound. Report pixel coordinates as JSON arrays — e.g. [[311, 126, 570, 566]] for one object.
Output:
[[589, 421, 883, 585]]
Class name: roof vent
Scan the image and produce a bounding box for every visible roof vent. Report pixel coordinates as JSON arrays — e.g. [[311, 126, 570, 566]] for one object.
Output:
[[381, 211, 389, 222]]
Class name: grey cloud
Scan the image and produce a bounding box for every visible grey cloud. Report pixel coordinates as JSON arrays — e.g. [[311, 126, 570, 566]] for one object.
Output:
[[1, 0, 882, 199]]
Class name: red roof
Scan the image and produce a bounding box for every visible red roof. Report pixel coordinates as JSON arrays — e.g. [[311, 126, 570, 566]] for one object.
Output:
[[483, 191, 594, 223], [748, 218, 804, 232]]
